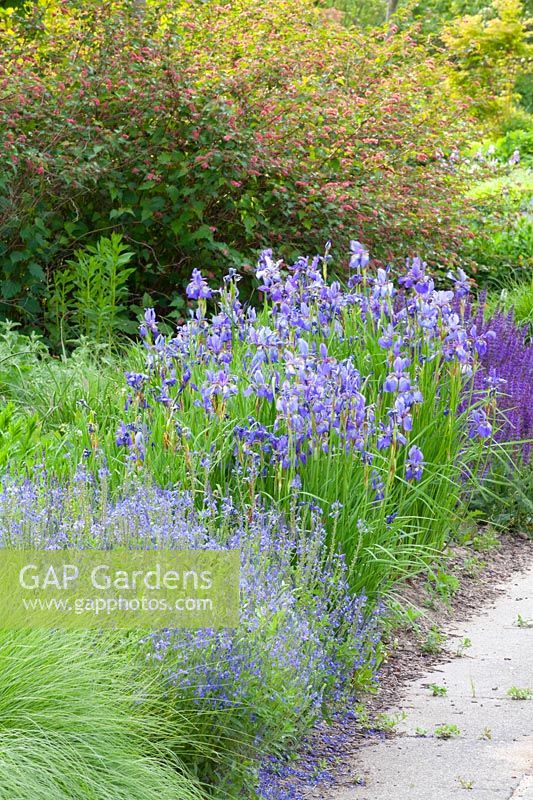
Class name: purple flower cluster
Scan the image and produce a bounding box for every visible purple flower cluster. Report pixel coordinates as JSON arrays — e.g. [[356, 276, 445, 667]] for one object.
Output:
[[464, 306, 532, 462], [257, 708, 363, 800], [0, 473, 380, 725], [118, 244, 494, 496]]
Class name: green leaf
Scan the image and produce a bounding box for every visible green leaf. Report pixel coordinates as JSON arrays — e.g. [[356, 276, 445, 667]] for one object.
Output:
[[9, 251, 28, 264], [109, 207, 135, 219], [28, 262, 46, 281], [1, 279, 21, 299]]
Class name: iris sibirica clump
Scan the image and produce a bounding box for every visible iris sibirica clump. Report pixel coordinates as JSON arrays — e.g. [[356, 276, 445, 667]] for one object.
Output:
[[0, 472, 380, 792], [114, 244, 497, 595]]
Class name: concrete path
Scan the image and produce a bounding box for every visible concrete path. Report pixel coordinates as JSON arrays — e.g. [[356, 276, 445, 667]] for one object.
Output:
[[331, 565, 533, 800]]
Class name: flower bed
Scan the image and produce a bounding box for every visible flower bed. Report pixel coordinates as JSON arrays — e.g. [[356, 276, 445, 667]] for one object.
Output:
[[0, 474, 380, 794], [115, 245, 495, 596]]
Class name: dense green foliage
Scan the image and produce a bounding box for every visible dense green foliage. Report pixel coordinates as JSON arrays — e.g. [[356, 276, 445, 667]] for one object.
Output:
[[0, 0, 476, 328], [0, 630, 203, 800], [489, 275, 533, 328], [463, 163, 532, 287], [442, 0, 532, 129], [48, 233, 136, 345]]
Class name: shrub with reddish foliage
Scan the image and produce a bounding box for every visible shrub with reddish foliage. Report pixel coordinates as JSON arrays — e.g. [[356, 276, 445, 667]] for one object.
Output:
[[0, 0, 474, 323]]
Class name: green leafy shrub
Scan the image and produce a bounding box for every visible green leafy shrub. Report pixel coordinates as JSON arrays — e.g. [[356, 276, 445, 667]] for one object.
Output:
[[0, 0, 474, 326], [442, 0, 532, 130], [321, 0, 388, 28], [465, 209, 533, 287], [515, 71, 533, 114], [462, 166, 532, 287], [488, 273, 533, 330], [404, 0, 490, 30], [468, 450, 533, 534], [494, 127, 533, 166], [322, 0, 492, 31], [48, 233, 135, 346]]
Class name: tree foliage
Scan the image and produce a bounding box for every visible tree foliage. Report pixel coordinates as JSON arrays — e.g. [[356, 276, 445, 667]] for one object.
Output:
[[442, 0, 532, 127], [0, 0, 474, 324]]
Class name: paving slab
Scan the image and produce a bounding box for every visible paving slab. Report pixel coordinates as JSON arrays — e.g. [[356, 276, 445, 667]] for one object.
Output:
[[329, 566, 533, 800]]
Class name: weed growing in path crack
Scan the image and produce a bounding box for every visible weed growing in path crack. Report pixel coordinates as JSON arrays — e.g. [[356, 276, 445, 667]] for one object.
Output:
[[516, 614, 533, 628], [429, 684, 448, 696], [457, 777, 475, 790], [457, 638, 473, 656], [435, 724, 461, 739], [507, 686, 533, 700], [479, 727, 492, 740], [373, 712, 407, 733]]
